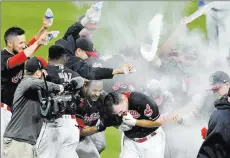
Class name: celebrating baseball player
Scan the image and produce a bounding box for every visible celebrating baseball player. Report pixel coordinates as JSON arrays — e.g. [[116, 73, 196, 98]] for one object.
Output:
[[104, 91, 179, 158], [0, 10, 55, 157]]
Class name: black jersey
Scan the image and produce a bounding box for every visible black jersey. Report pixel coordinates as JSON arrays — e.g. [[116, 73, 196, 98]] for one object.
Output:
[[1, 49, 24, 106], [77, 92, 122, 127], [45, 64, 80, 84], [123, 92, 160, 138]]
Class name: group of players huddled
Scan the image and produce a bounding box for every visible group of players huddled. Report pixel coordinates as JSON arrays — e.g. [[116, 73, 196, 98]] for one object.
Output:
[[1, 2, 230, 158]]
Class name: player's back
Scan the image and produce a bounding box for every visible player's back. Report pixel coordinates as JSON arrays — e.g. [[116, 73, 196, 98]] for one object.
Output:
[[1, 49, 24, 106], [45, 64, 80, 84]]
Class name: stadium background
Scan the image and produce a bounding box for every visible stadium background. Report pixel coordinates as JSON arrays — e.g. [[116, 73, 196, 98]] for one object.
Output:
[[1, 1, 206, 157]]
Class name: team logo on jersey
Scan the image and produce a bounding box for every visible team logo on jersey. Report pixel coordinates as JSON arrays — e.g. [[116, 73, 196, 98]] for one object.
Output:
[[84, 112, 100, 123], [12, 70, 23, 83], [144, 104, 153, 117], [128, 110, 140, 119]]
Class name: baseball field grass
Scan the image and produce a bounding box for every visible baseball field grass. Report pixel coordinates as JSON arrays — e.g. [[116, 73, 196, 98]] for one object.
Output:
[[1, 1, 205, 158]]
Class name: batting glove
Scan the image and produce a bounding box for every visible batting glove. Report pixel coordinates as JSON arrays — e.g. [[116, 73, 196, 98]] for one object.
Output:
[[96, 119, 107, 132], [122, 112, 136, 126], [201, 127, 208, 140], [119, 122, 133, 132]]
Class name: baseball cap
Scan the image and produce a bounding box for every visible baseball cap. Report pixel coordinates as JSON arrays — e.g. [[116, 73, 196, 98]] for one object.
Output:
[[75, 37, 98, 57], [208, 71, 230, 90], [25, 57, 48, 73]]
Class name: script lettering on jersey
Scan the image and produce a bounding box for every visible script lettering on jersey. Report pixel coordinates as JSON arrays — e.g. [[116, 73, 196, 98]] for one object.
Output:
[[128, 110, 140, 119], [144, 104, 153, 117], [84, 112, 100, 123], [11, 70, 23, 83], [58, 71, 72, 82]]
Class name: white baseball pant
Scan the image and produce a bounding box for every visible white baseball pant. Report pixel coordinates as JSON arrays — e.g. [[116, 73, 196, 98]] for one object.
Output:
[[1, 104, 12, 157], [206, 7, 230, 59], [76, 132, 106, 158], [120, 127, 166, 158], [89, 132, 106, 153], [36, 115, 80, 158]]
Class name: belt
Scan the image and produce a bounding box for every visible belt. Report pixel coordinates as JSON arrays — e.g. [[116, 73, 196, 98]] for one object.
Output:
[[61, 115, 76, 119], [1, 103, 11, 111], [133, 131, 157, 143]]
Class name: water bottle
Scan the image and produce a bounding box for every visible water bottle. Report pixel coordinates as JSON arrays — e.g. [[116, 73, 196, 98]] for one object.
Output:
[[44, 8, 53, 27], [45, 8, 53, 19], [91, 1, 103, 23], [43, 31, 60, 45]]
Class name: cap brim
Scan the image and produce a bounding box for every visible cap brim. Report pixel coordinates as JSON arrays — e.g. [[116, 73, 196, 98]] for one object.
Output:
[[85, 51, 98, 58], [206, 84, 221, 91]]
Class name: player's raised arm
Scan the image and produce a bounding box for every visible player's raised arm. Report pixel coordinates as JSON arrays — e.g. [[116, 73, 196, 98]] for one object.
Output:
[[28, 8, 54, 47]]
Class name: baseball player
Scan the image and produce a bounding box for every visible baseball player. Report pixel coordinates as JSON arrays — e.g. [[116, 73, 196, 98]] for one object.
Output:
[[76, 80, 121, 158], [1, 20, 52, 157], [36, 45, 85, 158], [198, 1, 230, 59], [144, 79, 174, 113], [104, 91, 179, 158], [197, 71, 230, 158]]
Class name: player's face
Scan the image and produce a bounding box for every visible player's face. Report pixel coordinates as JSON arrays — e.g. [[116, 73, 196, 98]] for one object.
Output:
[[9, 35, 26, 54], [212, 83, 229, 96], [76, 49, 89, 60], [113, 96, 129, 116], [87, 81, 103, 101]]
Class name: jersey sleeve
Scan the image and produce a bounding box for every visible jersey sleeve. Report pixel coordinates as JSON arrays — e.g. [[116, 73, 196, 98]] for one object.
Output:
[[1, 52, 10, 71]]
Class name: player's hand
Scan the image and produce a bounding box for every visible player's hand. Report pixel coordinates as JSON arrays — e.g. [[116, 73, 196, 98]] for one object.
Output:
[[122, 112, 136, 126], [119, 122, 133, 131], [36, 31, 49, 45], [42, 17, 53, 29], [122, 64, 135, 74]]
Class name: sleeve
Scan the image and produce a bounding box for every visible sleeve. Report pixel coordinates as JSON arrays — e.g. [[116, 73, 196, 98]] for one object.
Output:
[[1, 52, 11, 71], [27, 78, 60, 92], [62, 21, 84, 41], [72, 60, 114, 80], [27, 37, 40, 52], [139, 94, 160, 121]]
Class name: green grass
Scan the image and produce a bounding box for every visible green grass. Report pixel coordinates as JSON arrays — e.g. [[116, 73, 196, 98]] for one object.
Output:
[[1, 1, 206, 158]]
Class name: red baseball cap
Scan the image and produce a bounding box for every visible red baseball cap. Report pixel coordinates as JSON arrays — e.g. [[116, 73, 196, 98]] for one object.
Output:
[[75, 37, 98, 58]]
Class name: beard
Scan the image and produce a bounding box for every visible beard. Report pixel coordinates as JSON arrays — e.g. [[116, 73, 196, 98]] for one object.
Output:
[[13, 49, 19, 54]]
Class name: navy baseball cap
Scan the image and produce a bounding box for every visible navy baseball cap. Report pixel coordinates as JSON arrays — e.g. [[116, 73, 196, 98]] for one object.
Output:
[[208, 71, 230, 90], [25, 57, 48, 73], [75, 37, 98, 58]]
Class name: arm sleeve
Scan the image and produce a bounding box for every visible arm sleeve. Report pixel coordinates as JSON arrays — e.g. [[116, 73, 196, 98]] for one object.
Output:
[[27, 78, 60, 92], [62, 21, 84, 41], [73, 60, 114, 80], [27, 37, 40, 52]]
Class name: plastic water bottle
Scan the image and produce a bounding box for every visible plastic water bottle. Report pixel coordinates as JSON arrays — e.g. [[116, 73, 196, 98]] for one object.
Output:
[[45, 8, 53, 19], [43, 31, 59, 45], [91, 1, 103, 23], [44, 8, 53, 27]]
